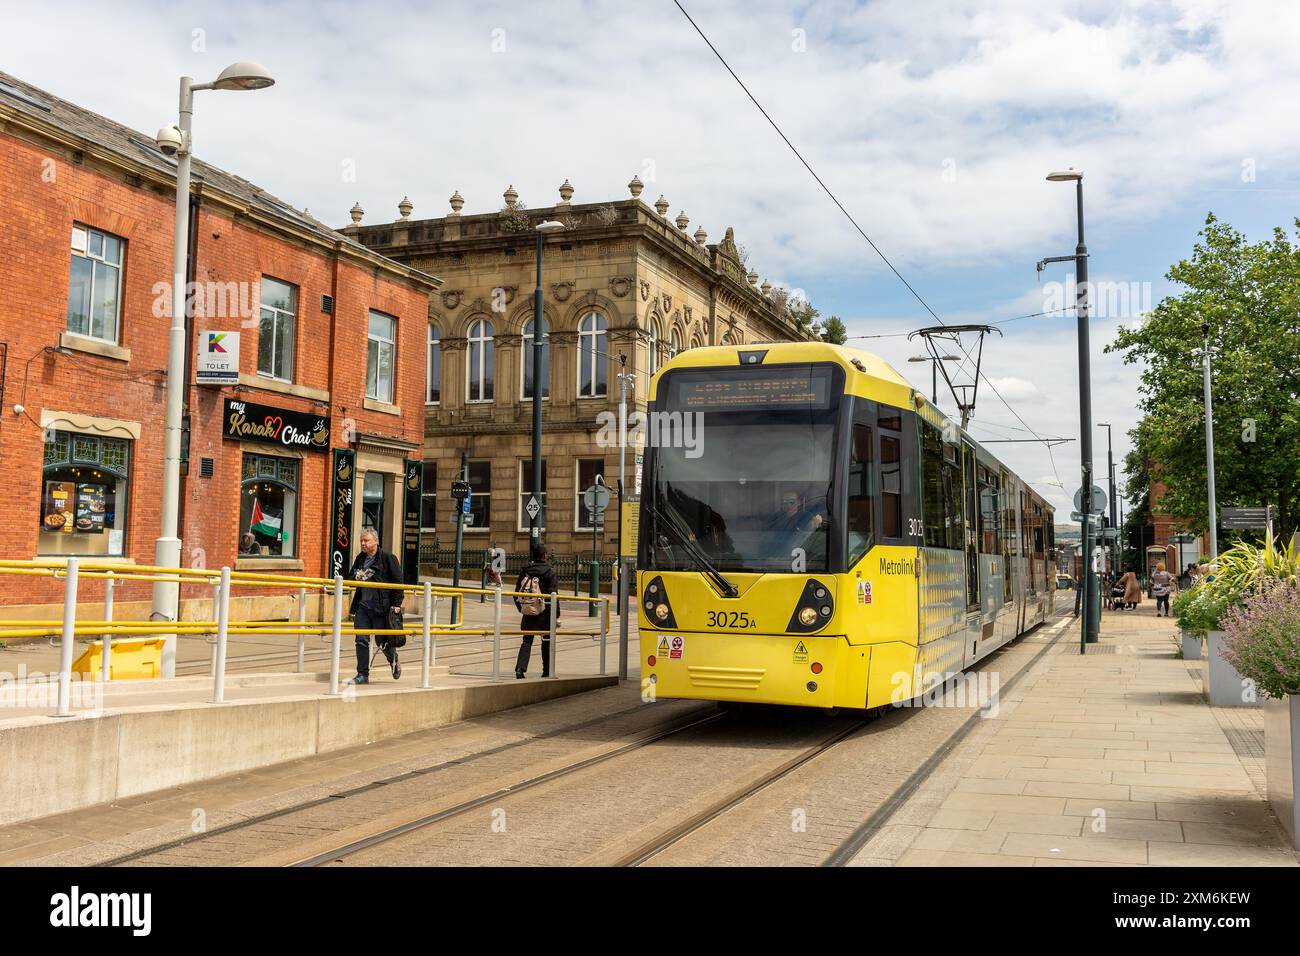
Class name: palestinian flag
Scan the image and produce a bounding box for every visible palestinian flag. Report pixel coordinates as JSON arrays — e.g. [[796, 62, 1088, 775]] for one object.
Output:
[[249, 499, 282, 539]]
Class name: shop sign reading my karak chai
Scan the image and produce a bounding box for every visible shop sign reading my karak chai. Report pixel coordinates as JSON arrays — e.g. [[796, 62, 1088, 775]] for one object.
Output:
[[222, 398, 329, 451]]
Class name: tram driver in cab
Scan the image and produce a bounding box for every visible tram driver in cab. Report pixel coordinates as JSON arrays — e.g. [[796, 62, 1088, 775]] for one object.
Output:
[[767, 486, 829, 558]]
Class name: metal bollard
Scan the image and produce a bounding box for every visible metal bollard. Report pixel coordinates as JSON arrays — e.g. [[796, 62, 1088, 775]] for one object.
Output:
[[549, 591, 558, 679], [329, 576, 343, 695], [421, 581, 432, 689], [600, 597, 608, 676], [56, 558, 79, 717], [492, 584, 502, 681], [212, 566, 231, 703], [296, 586, 307, 673], [101, 570, 114, 682]]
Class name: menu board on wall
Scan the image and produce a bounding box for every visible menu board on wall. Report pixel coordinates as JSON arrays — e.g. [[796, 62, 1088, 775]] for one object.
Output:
[[75, 484, 107, 534], [42, 481, 75, 534]]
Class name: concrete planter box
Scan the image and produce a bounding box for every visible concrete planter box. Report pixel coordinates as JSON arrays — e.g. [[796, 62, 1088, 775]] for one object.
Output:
[[1202, 630, 1261, 707], [1264, 696, 1300, 849], [1181, 630, 1202, 660]]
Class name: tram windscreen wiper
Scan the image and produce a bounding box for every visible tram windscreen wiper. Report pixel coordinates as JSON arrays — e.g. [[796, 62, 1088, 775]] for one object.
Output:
[[646, 498, 739, 598]]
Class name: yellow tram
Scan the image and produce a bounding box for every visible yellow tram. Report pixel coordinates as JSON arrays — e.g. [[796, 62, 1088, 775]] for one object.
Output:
[[637, 342, 1057, 710]]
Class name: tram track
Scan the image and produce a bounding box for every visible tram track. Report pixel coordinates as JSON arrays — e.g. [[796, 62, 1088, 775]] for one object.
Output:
[[98, 697, 710, 867], [101, 612, 1072, 869]]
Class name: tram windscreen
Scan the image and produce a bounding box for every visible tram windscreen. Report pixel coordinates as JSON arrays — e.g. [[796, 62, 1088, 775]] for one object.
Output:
[[646, 364, 839, 573]]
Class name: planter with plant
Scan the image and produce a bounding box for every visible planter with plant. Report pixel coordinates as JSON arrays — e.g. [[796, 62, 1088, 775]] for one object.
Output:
[[1220, 579, 1300, 848], [1172, 589, 1202, 659]]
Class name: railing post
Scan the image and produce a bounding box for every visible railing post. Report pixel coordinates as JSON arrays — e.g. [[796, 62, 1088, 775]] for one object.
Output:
[[549, 591, 558, 679], [209, 579, 220, 674], [212, 566, 231, 704], [421, 581, 432, 689], [55, 558, 79, 717], [430, 595, 439, 669], [329, 576, 343, 696], [296, 585, 307, 673], [492, 583, 502, 681], [101, 570, 114, 682], [600, 596, 608, 676]]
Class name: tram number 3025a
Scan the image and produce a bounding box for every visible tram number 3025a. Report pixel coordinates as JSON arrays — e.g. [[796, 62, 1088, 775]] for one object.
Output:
[[707, 610, 756, 629]]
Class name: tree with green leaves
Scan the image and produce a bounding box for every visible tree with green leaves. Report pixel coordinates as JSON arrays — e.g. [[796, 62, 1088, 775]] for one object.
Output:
[[1106, 214, 1300, 541], [821, 315, 848, 344]]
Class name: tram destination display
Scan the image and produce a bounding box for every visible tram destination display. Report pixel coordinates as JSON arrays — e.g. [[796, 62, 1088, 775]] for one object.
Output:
[[669, 366, 833, 411]]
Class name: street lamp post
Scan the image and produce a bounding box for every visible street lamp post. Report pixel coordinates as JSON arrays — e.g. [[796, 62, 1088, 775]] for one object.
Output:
[[1098, 421, 1117, 571], [529, 220, 566, 549], [151, 62, 274, 678], [1045, 168, 1099, 649], [907, 354, 960, 405], [1202, 322, 1219, 559]]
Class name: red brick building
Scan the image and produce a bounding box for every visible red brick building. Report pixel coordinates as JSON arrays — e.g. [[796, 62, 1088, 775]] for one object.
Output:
[[0, 72, 438, 618]]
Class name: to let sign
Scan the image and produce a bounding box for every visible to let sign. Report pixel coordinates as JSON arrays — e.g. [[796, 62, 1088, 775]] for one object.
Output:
[[196, 331, 239, 385], [223, 398, 329, 452]]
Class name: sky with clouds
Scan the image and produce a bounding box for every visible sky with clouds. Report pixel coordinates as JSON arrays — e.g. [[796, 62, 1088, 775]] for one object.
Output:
[[3, 0, 1297, 519]]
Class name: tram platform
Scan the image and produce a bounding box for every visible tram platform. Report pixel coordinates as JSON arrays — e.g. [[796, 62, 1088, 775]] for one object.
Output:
[[852, 604, 1300, 867]]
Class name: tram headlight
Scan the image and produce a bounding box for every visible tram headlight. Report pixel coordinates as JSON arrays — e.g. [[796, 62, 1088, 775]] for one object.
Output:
[[641, 575, 677, 628], [787, 579, 834, 633]]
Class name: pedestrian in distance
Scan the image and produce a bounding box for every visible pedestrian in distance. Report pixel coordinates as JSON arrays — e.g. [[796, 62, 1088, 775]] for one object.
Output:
[[1151, 562, 1173, 617], [346, 527, 405, 685], [1117, 569, 1143, 610], [514, 542, 558, 679]]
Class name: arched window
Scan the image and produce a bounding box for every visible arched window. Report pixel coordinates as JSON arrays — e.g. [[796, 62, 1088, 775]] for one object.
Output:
[[578, 312, 608, 397], [647, 317, 661, 375], [690, 335, 703, 351], [426, 323, 441, 404], [521, 315, 550, 400], [467, 319, 494, 402], [668, 327, 681, 359]]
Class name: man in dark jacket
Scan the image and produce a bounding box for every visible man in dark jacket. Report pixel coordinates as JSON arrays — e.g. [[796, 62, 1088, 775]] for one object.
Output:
[[346, 528, 404, 684], [514, 543, 558, 679]]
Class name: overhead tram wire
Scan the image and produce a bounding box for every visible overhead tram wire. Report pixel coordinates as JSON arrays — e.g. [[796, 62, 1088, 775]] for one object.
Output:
[[671, 0, 1066, 490]]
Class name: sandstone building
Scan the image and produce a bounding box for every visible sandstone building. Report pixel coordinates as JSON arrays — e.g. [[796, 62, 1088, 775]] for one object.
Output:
[[343, 180, 818, 564]]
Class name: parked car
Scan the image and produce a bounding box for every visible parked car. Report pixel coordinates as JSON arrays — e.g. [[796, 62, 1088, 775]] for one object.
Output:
[[1056, 573, 1074, 590]]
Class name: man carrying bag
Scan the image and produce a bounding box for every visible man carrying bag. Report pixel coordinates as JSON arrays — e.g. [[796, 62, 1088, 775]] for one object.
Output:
[[514, 543, 558, 679], [346, 528, 405, 684]]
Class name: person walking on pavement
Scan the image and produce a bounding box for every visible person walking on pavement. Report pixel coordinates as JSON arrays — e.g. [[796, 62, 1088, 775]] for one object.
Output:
[[1151, 562, 1173, 617], [514, 543, 558, 679], [346, 527, 404, 685], [1117, 569, 1143, 611]]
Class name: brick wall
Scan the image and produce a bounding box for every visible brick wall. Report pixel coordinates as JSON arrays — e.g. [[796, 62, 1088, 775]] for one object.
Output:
[[0, 129, 431, 614]]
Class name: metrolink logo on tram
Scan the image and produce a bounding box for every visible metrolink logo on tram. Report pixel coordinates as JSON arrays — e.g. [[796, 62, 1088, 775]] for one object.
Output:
[[594, 410, 705, 458], [890, 668, 1001, 718]]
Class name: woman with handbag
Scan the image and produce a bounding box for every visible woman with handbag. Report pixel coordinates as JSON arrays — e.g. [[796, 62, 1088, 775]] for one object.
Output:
[[346, 527, 405, 685]]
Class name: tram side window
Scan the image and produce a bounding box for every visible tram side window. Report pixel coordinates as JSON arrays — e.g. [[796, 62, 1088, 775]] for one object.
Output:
[[978, 468, 999, 555], [920, 420, 962, 550], [879, 429, 902, 540], [847, 417, 875, 565]]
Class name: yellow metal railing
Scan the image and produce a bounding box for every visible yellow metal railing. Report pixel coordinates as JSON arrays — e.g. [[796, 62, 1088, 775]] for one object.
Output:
[[0, 558, 609, 715]]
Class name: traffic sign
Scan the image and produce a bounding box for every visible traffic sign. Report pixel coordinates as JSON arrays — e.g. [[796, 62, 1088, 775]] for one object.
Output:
[[583, 480, 611, 515], [1221, 506, 1271, 530], [525, 495, 541, 521], [1070, 511, 1103, 525], [450, 480, 470, 500], [1074, 485, 1107, 514]]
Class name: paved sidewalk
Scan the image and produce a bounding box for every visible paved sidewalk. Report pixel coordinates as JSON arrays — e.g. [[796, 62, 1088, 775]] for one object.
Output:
[[878, 603, 1300, 867]]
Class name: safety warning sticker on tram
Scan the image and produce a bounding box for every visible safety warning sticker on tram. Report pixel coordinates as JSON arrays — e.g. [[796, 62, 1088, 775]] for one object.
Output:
[[793, 640, 809, 663], [669, 636, 685, 660]]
